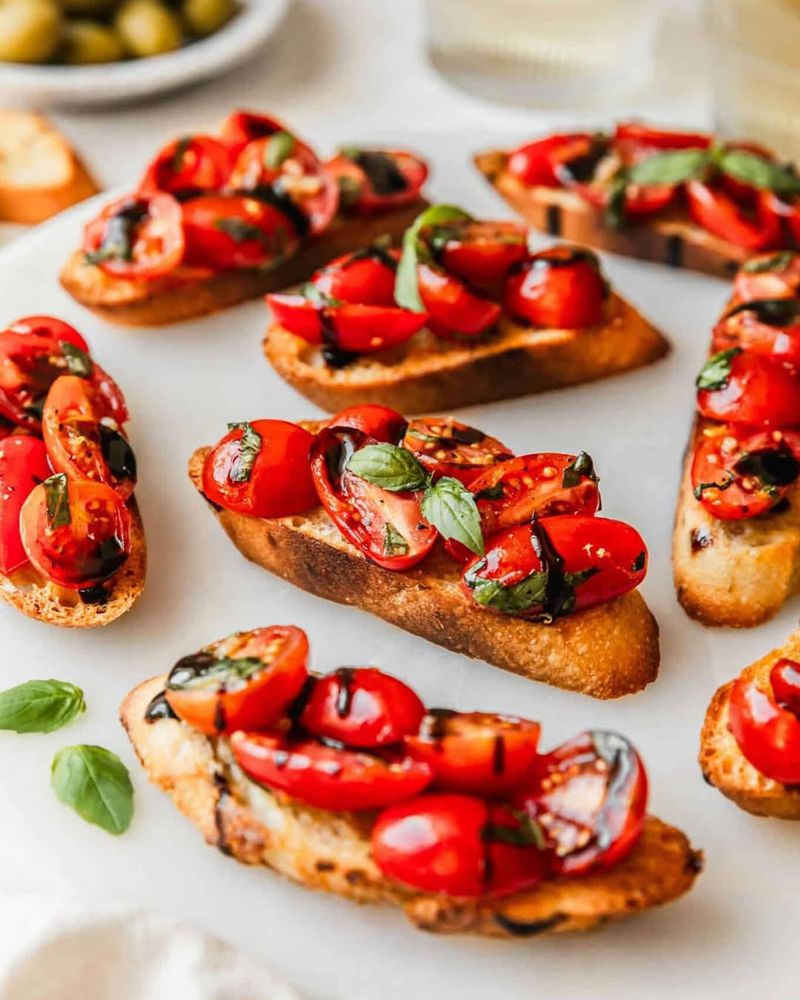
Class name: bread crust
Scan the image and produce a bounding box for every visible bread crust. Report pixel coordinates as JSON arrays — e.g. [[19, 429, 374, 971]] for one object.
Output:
[[188, 446, 659, 699], [59, 201, 427, 327], [700, 631, 800, 818], [122, 676, 702, 936], [264, 294, 669, 413]]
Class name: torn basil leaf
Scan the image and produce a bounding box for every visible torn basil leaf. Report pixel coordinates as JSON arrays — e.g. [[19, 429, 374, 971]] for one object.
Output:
[[264, 131, 296, 170], [562, 451, 599, 488], [742, 250, 797, 273], [383, 522, 409, 556], [627, 147, 710, 186], [44, 474, 71, 529], [718, 148, 800, 198], [227, 422, 262, 483], [466, 566, 549, 614], [60, 341, 93, 378], [395, 204, 472, 312], [345, 443, 428, 491], [696, 347, 742, 390], [420, 477, 483, 556]]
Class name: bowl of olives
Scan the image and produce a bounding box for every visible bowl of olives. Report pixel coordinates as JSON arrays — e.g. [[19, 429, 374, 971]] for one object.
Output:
[[0, 0, 289, 106]]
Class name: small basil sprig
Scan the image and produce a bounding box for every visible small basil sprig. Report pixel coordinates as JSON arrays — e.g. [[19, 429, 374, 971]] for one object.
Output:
[[0, 679, 85, 734], [227, 422, 261, 483], [395, 204, 472, 312], [51, 744, 134, 836], [696, 347, 742, 391], [60, 341, 93, 378]]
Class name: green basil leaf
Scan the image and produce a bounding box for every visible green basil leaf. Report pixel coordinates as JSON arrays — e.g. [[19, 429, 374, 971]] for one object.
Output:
[[485, 810, 546, 848], [226, 422, 261, 483], [562, 451, 599, 488], [395, 204, 473, 312], [264, 130, 295, 170], [51, 745, 134, 836], [696, 347, 742, 390], [383, 522, 409, 556], [742, 250, 797, 273], [627, 148, 710, 186], [420, 476, 483, 556], [603, 172, 629, 230], [167, 656, 265, 692], [60, 341, 93, 379], [43, 474, 71, 529], [345, 443, 428, 491], [474, 481, 504, 501], [466, 566, 549, 614], [213, 217, 274, 248], [718, 148, 800, 197], [0, 679, 85, 734], [693, 476, 733, 500], [301, 282, 344, 308], [172, 136, 192, 173]]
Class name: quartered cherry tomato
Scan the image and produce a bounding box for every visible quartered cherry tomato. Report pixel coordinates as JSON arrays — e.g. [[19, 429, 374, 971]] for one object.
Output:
[[139, 135, 233, 197], [463, 516, 647, 620], [325, 148, 427, 214], [692, 424, 800, 520], [734, 251, 800, 302], [220, 111, 288, 159], [327, 404, 407, 444], [230, 729, 433, 811], [504, 247, 607, 329], [686, 181, 781, 251], [696, 350, 800, 427], [182, 195, 300, 271], [507, 133, 594, 187], [20, 474, 130, 589], [510, 731, 647, 876], [0, 435, 51, 575], [202, 419, 317, 518], [613, 122, 712, 152], [401, 417, 512, 486], [310, 427, 437, 571], [165, 626, 310, 736], [301, 666, 425, 748], [712, 299, 800, 364], [83, 192, 185, 280], [312, 247, 399, 305], [729, 663, 800, 784], [428, 219, 528, 289], [404, 711, 541, 795], [416, 263, 500, 339]]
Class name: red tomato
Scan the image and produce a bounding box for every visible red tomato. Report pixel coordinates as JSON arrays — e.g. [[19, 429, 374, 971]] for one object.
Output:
[[312, 247, 399, 305], [431, 220, 528, 289], [325, 148, 427, 214], [310, 427, 437, 570], [202, 419, 318, 518], [401, 416, 512, 486], [4, 315, 87, 351], [510, 731, 648, 876], [230, 729, 432, 811], [729, 666, 800, 784], [692, 425, 800, 520], [0, 435, 51, 575], [404, 711, 541, 795], [734, 251, 800, 301], [504, 246, 607, 329], [696, 350, 800, 427], [771, 657, 800, 714], [139, 135, 233, 197], [686, 181, 781, 250], [613, 122, 712, 152], [712, 300, 800, 363], [220, 111, 288, 159], [327, 404, 407, 444], [165, 626, 310, 736], [463, 516, 647, 620], [83, 193, 185, 280], [300, 666, 425, 748], [416, 263, 500, 339], [775, 195, 800, 247], [507, 133, 594, 187], [20, 474, 130, 589], [182, 195, 300, 271]]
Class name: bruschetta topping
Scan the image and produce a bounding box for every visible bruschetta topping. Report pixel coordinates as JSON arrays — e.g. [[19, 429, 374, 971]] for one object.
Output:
[[729, 658, 800, 784], [325, 148, 428, 215]]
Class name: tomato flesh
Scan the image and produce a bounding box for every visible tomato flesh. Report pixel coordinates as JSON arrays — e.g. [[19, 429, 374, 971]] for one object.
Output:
[[431, 220, 528, 289], [139, 134, 233, 197], [182, 195, 299, 271], [686, 181, 781, 251], [401, 416, 512, 486], [712, 300, 800, 364], [730, 666, 800, 784], [83, 192, 185, 280], [613, 122, 712, 152], [220, 111, 288, 159], [326, 148, 427, 214], [734, 251, 800, 302], [416, 263, 500, 339], [327, 404, 407, 443], [696, 351, 800, 427], [312, 248, 399, 305], [0, 435, 51, 575], [504, 247, 606, 329], [507, 133, 594, 187]]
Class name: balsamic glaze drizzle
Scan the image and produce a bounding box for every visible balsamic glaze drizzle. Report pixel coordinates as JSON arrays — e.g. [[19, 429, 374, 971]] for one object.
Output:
[[144, 690, 178, 723]]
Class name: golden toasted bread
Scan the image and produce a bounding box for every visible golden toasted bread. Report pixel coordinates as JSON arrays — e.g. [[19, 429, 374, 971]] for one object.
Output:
[[265, 292, 668, 413], [700, 631, 800, 818], [122, 676, 702, 936], [188, 442, 659, 699]]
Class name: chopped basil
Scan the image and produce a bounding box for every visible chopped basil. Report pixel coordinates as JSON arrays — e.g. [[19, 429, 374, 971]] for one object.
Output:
[[60, 341, 93, 378], [383, 522, 409, 556], [562, 451, 599, 488], [166, 656, 265, 692], [226, 422, 262, 483], [742, 250, 797, 273], [695, 347, 742, 390], [485, 810, 546, 849], [466, 566, 549, 614], [301, 282, 344, 308], [345, 443, 428, 492], [395, 204, 472, 312], [84, 201, 147, 265], [213, 217, 273, 247], [264, 130, 296, 170], [43, 474, 70, 530], [0, 679, 85, 734], [420, 477, 483, 556], [717, 148, 800, 198], [340, 149, 409, 195], [603, 172, 629, 230], [627, 147, 711, 186], [693, 476, 734, 500], [171, 136, 192, 173], [51, 745, 133, 836]]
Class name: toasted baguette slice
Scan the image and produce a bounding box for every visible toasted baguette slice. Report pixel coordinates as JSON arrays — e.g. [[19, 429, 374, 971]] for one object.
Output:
[[673, 421, 800, 627], [189, 445, 659, 699], [122, 676, 701, 936], [700, 631, 800, 818], [0, 498, 145, 628], [475, 150, 751, 280], [265, 292, 668, 413], [60, 200, 427, 327], [0, 111, 98, 225]]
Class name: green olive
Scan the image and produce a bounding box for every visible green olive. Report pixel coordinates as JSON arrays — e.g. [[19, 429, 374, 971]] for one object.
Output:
[[115, 0, 182, 57], [182, 0, 235, 37], [61, 0, 119, 13], [0, 0, 62, 63], [62, 20, 124, 63]]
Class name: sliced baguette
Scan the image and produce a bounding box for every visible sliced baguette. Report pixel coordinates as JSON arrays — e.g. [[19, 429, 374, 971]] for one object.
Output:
[[60, 200, 427, 327], [265, 292, 669, 413], [122, 676, 702, 936], [700, 631, 800, 818], [0, 111, 98, 225], [0, 498, 146, 628], [188, 443, 659, 699], [475, 150, 751, 280]]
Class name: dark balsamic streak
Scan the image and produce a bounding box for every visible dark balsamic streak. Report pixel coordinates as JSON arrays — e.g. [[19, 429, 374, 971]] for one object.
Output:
[[493, 913, 568, 937], [213, 772, 233, 856], [334, 667, 356, 718], [665, 234, 683, 269], [144, 690, 178, 723], [492, 735, 506, 775], [545, 204, 561, 237]]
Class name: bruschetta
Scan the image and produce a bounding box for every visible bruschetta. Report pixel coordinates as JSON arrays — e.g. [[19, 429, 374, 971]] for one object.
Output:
[[700, 630, 800, 819], [190, 405, 659, 698], [0, 315, 145, 627], [476, 122, 800, 278], [121, 626, 702, 936], [60, 110, 428, 326], [264, 205, 668, 413], [673, 251, 800, 626]]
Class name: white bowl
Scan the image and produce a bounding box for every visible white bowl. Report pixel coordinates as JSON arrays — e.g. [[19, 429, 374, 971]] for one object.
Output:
[[0, 0, 289, 108]]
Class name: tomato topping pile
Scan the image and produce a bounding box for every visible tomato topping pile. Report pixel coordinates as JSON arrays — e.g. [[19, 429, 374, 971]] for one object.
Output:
[[325, 148, 428, 215], [729, 658, 800, 784], [155, 625, 650, 899]]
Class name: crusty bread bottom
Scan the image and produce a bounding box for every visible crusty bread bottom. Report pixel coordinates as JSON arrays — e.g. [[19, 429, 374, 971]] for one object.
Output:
[[122, 676, 702, 937]]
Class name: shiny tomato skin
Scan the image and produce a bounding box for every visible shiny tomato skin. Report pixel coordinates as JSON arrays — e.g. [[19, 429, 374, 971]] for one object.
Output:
[[729, 671, 800, 784], [433, 220, 528, 289], [182, 195, 300, 271], [613, 122, 712, 152], [712, 302, 800, 364], [770, 658, 800, 715], [230, 730, 433, 811], [417, 263, 500, 338], [507, 133, 593, 187], [300, 666, 425, 748], [325, 149, 427, 214], [83, 193, 185, 280], [401, 416, 512, 486], [165, 626, 310, 736], [686, 181, 781, 250], [504, 247, 606, 329], [312, 249, 398, 305], [697, 352, 800, 427], [734, 252, 800, 302], [5, 316, 87, 352], [139, 134, 233, 197], [202, 419, 317, 518], [327, 404, 407, 443], [0, 435, 51, 575], [220, 111, 288, 158]]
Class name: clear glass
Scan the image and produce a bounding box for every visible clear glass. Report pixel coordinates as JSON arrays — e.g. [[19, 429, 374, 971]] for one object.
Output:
[[425, 0, 659, 109]]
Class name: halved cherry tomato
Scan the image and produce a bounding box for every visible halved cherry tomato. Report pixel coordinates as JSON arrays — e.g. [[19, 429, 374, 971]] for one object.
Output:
[[83, 193, 185, 280], [692, 424, 800, 520], [182, 195, 300, 271], [734, 251, 800, 301], [325, 148, 427, 214], [139, 135, 233, 197], [696, 350, 800, 427], [510, 731, 647, 876], [401, 416, 512, 486], [429, 220, 528, 289], [613, 122, 712, 152], [686, 181, 781, 251], [4, 315, 87, 351], [230, 729, 432, 811], [416, 263, 500, 339], [463, 516, 647, 620], [773, 194, 800, 247], [220, 111, 288, 159], [0, 435, 51, 575], [372, 793, 548, 898], [202, 419, 317, 518], [310, 427, 437, 571], [730, 665, 800, 784], [20, 474, 130, 589], [165, 626, 309, 736], [327, 404, 407, 444], [712, 300, 800, 363], [42, 376, 136, 501], [404, 711, 541, 795], [504, 246, 607, 329], [313, 247, 398, 305], [507, 133, 594, 187], [301, 666, 425, 748]]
